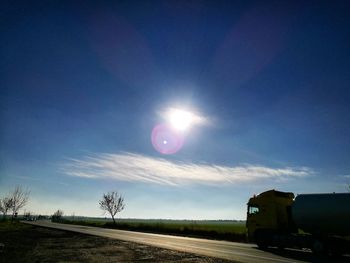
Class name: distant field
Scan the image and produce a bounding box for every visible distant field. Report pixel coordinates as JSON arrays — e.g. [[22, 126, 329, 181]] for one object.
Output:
[[58, 217, 247, 242]]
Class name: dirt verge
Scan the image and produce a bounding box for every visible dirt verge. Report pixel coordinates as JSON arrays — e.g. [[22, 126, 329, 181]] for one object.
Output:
[[0, 222, 236, 262]]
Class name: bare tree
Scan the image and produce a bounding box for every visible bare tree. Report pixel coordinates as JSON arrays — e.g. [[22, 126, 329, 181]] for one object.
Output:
[[99, 191, 125, 224], [9, 186, 30, 221], [52, 209, 64, 222], [0, 197, 13, 219]]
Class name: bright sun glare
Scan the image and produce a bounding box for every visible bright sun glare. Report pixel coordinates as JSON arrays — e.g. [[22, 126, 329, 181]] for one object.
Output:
[[167, 108, 194, 131]]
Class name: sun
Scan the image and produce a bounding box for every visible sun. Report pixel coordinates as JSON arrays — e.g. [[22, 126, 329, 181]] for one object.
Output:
[[167, 108, 195, 131]]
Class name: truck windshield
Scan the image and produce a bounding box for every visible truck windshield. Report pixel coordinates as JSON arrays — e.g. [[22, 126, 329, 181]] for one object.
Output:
[[248, 205, 260, 214]]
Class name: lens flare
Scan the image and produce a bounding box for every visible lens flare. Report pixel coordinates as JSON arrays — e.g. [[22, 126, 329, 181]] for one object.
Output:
[[151, 124, 184, 154]]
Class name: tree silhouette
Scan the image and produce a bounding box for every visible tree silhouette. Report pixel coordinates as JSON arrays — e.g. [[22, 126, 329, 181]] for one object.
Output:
[[52, 209, 64, 222], [0, 197, 13, 219], [9, 186, 30, 221], [99, 191, 125, 224]]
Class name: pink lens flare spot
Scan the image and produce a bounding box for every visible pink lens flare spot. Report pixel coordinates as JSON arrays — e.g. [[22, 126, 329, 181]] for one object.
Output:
[[151, 124, 185, 155]]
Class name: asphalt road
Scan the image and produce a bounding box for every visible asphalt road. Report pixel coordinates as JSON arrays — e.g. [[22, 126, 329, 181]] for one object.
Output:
[[25, 221, 349, 263]]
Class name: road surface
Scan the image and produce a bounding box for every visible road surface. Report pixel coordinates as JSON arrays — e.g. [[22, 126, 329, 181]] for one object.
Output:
[[25, 221, 348, 263]]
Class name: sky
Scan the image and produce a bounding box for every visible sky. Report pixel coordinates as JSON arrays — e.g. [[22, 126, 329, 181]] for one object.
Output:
[[1, 1, 350, 220]]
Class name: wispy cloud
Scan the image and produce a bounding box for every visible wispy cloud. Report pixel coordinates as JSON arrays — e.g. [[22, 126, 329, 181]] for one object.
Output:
[[159, 107, 209, 126], [62, 152, 312, 186], [13, 175, 70, 187]]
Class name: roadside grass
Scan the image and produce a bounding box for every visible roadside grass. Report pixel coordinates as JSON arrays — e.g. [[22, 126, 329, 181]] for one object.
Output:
[[58, 218, 247, 242], [0, 220, 32, 231], [0, 220, 54, 262], [0, 221, 236, 262]]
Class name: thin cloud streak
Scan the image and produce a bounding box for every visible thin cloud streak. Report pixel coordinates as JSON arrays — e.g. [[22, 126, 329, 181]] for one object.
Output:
[[159, 107, 209, 127], [63, 153, 312, 186]]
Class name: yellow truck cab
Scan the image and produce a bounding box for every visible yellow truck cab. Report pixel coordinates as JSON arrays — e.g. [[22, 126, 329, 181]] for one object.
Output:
[[246, 190, 295, 248]]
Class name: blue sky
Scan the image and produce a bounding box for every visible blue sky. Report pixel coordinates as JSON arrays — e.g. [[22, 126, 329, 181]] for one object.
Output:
[[1, 1, 350, 219]]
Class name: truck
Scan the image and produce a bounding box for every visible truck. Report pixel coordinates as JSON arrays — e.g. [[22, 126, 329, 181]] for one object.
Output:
[[246, 189, 350, 255]]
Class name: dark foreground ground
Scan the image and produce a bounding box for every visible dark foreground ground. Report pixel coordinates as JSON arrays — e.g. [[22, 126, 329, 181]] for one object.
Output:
[[0, 222, 235, 263]]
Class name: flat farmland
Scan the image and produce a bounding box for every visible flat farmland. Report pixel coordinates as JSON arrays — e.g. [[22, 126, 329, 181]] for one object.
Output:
[[57, 218, 247, 242]]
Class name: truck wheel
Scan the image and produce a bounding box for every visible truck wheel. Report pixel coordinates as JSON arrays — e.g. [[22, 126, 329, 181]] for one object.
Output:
[[277, 245, 285, 250], [329, 249, 343, 257], [312, 240, 326, 255], [256, 240, 268, 250], [255, 231, 269, 250]]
